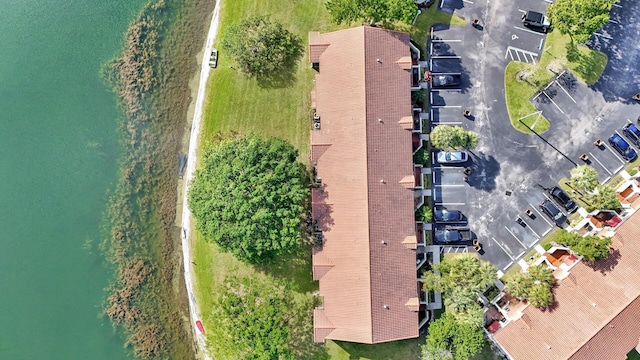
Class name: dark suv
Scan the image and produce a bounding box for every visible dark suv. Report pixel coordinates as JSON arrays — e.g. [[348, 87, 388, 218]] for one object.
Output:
[[623, 123, 640, 147], [609, 133, 638, 161], [539, 200, 567, 227], [549, 187, 578, 213]]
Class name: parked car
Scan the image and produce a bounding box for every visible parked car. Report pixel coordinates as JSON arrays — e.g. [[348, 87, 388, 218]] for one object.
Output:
[[548, 186, 578, 213], [430, 74, 461, 88], [434, 228, 472, 243], [609, 133, 638, 161], [521, 11, 550, 32], [623, 123, 640, 147], [539, 199, 567, 227], [437, 150, 468, 164], [434, 209, 464, 223]]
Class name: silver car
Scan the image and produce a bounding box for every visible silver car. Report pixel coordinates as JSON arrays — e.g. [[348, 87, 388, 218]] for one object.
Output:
[[437, 151, 468, 164]]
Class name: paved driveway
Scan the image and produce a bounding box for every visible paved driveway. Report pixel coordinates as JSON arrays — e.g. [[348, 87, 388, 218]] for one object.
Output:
[[427, 0, 640, 273]]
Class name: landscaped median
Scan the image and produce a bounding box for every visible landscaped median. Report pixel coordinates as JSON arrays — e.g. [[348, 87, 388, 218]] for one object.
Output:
[[505, 30, 608, 134]]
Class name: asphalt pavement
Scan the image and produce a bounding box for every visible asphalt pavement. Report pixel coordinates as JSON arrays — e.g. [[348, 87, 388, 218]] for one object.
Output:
[[426, 0, 640, 273]]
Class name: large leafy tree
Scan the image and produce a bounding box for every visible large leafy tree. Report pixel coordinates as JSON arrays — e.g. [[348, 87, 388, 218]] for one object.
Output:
[[556, 229, 612, 261], [569, 165, 599, 193], [209, 275, 295, 359], [506, 264, 555, 308], [430, 125, 479, 150], [548, 0, 617, 43], [221, 16, 302, 77], [585, 184, 620, 212], [422, 255, 496, 326], [421, 313, 485, 360], [326, 0, 418, 25], [188, 134, 309, 263]]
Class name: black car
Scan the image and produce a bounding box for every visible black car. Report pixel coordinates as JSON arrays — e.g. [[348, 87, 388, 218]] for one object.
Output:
[[434, 228, 471, 243], [549, 187, 578, 213], [623, 123, 640, 147], [430, 74, 461, 88], [434, 209, 464, 223], [539, 200, 567, 227]]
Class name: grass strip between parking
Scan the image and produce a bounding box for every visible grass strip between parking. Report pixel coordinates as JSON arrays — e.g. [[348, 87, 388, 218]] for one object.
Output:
[[505, 30, 608, 134]]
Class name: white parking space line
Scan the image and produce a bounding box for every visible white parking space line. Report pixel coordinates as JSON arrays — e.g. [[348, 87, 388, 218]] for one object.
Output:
[[431, 105, 463, 108], [554, 80, 577, 103], [613, 3, 622, 8], [505, 46, 539, 63], [542, 91, 565, 114], [519, 217, 542, 239], [502, 262, 514, 272], [491, 237, 516, 261], [431, 39, 462, 42], [436, 121, 463, 124], [588, 152, 613, 175], [541, 228, 551, 237], [431, 55, 462, 59], [437, 202, 466, 206], [504, 225, 530, 249], [513, 26, 546, 36], [594, 32, 613, 40], [434, 184, 466, 187], [531, 205, 554, 227], [462, 0, 473, 3]]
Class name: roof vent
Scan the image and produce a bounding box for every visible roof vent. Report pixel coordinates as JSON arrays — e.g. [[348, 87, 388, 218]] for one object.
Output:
[[546, 345, 552, 350], [383, 305, 389, 309], [381, 240, 386, 245], [378, 118, 383, 123], [592, 303, 597, 307], [377, 58, 381, 63], [380, 179, 385, 184]]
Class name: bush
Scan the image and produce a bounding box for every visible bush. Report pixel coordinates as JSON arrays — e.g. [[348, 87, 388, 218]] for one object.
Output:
[[630, 168, 638, 176], [416, 205, 433, 223], [542, 242, 553, 251], [413, 148, 430, 166], [506, 264, 555, 308]]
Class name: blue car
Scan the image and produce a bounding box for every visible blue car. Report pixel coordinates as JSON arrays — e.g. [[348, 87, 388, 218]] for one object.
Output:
[[609, 133, 637, 161], [623, 123, 640, 147]]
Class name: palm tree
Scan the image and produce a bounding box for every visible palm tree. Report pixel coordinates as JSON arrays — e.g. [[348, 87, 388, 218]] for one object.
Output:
[[569, 165, 599, 193]]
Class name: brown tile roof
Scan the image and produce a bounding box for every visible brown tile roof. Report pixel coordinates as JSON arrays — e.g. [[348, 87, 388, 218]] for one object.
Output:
[[493, 211, 640, 359], [310, 26, 418, 344]]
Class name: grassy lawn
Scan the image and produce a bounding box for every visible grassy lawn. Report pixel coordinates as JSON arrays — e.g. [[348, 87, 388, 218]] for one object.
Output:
[[326, 338, 424, 360], [505, 30, 608, 134], [408, 2, 466, 54], [627, 349, 640, 360]]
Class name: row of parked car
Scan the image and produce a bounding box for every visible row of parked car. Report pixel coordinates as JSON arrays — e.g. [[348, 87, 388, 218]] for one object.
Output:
[[538, 186, 577, 227], [609, 123, 640, 162]]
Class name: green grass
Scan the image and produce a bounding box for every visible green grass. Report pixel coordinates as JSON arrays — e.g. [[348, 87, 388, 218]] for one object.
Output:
[[505, 30, 608, 134], [627, 348, 640, 360], [326, 338, 424, 360], [408, 1, 466, 54], [202, 0, 345, 159]]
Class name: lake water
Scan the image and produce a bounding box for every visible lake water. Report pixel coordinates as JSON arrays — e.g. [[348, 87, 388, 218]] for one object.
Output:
[[0, 0, 143, 358]]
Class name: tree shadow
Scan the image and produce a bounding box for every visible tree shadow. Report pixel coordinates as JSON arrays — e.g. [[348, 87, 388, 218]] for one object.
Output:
[[583, 247, 621, 274], [465, 151, 500, 191], [331, 336, 424, 360]]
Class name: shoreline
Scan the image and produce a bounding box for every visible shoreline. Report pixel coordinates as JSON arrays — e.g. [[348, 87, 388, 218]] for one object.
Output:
[[179, 2, 221, 359]]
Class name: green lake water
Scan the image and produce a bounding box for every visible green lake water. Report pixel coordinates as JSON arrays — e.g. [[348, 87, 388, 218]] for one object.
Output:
[[0, 0, 143, 358]]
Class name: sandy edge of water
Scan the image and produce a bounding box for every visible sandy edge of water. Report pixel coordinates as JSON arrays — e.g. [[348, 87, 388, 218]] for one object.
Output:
[[179, 2, 221, 359]]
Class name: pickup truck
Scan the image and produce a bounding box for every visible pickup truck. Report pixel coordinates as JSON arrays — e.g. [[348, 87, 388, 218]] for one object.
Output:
[[434, 227, 472, 243]]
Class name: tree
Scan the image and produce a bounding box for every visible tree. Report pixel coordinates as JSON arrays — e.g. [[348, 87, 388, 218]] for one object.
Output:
[[188, 134, 309, 263], [556, 229, 611, 261], [505, 264, 555, 308], [585, 184, 620, 211], [548, 0, 616, 43], [569, 165, 599, 193], [209, 275, 294, 359], [326, 0, 418, 25], [413, 148, 430, 166], [421, 313, 485, 360], [416, 205, 433, 222], [430, 125, 479, 150], [423, 255, 497, 325], [221, 16, 302, 77]]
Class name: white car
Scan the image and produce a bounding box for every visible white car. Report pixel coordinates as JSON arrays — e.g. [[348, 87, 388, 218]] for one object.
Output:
[[437, 151, 468, 164]]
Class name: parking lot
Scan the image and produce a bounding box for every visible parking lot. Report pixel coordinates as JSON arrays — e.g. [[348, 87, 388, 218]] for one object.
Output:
[[427, 0, 640, 273]]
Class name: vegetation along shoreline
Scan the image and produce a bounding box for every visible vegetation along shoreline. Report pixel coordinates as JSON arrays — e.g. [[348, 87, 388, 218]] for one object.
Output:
[[100, 0, 214, 358]]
